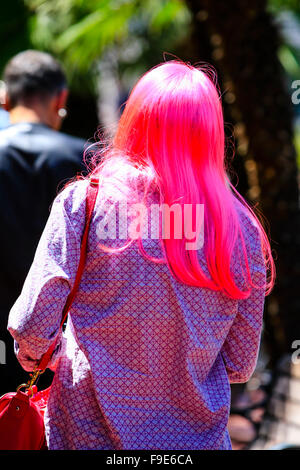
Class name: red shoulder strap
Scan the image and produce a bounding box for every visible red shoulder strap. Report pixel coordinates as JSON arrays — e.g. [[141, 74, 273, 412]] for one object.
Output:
[[37, 177, 99, 371]]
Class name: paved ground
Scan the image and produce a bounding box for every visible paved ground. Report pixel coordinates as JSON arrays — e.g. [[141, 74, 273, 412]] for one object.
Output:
[[228, 355, 300, 450]]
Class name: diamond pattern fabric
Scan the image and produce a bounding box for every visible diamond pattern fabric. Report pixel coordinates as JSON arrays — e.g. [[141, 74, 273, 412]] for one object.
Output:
[[8, 179, 266, 450]]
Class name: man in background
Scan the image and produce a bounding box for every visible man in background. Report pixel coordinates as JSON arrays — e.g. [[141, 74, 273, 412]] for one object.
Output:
[[0, 81, 9, 129], [0, 50, 86, 394]]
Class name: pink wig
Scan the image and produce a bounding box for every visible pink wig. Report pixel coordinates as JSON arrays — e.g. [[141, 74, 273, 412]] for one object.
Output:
[[91, 61, 275, 299]]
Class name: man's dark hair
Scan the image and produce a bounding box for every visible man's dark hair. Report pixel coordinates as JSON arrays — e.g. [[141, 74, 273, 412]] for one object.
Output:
[[3, 50, 67, 107]]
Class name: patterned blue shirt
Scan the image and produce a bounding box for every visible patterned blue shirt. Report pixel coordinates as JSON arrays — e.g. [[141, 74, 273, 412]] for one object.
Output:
[[8, 178, 266, 450]]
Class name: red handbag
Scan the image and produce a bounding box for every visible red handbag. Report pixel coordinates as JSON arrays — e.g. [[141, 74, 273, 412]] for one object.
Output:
[[0, 177, 99, 450]]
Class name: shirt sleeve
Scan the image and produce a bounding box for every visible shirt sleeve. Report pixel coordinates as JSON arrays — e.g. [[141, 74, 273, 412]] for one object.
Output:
[[221, 219, 267, 384], [7, 180, 87, 372]]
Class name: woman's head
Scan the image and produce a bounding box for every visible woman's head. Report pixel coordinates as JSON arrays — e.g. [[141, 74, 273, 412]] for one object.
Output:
[[90, 60, 275, 299], [114, 62, 225, 195]]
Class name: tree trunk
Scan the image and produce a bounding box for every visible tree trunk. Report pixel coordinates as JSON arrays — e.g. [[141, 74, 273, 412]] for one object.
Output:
[[185, 0, 300, 362]]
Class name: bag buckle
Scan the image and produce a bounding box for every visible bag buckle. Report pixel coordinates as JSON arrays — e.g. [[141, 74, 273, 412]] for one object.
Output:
[[16, 367, 44, 397], [90, 176, 99, 187]]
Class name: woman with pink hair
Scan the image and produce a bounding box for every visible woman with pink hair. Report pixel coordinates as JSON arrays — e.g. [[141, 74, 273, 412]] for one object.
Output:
[[8, 61, 275, 450]]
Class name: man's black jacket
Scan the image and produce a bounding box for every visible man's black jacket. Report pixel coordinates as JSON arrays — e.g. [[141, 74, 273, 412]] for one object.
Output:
[[0, 122, 86, 391], [0, 122, 86, 319]]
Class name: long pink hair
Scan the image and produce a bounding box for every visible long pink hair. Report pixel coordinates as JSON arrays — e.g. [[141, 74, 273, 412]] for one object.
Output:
[[89, 60, 275, 300]]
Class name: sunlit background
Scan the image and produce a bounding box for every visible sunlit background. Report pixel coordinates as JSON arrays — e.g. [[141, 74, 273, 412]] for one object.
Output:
[[1, 0, 300, 450]]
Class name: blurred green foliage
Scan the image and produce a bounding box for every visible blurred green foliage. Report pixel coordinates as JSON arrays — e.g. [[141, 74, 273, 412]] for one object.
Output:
[[269, 0, 300, 16], [269, 0, 300, 79], [269, 0, 300, 167], [1, 0, 300, 159], [24, 0, 191, 95], [0, 2, 32, 74], [2, 1, 299, 103]]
